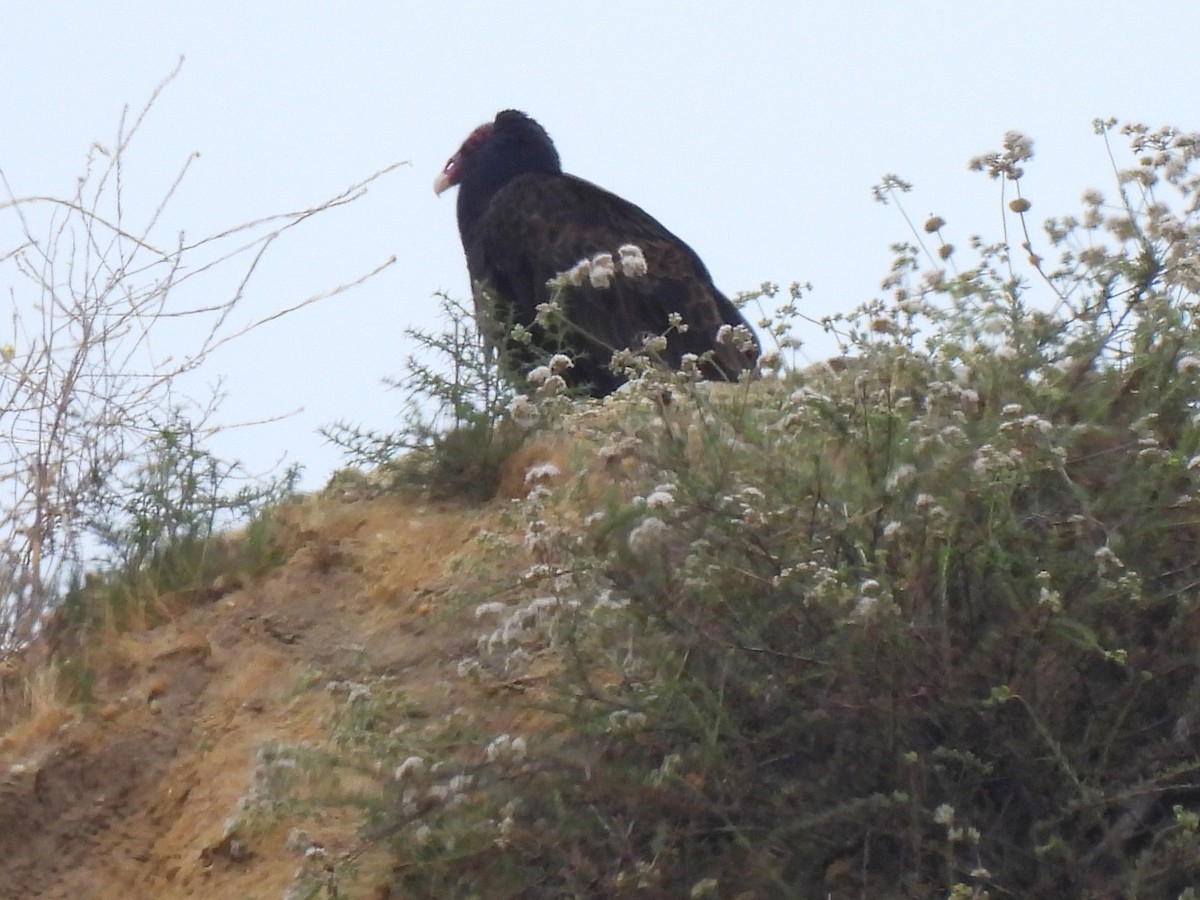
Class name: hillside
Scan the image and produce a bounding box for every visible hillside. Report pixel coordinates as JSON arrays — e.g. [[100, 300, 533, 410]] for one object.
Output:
[[4, 119, 1200, 897], [0, 488, 514, 898], [4, 343, 1200, 897]]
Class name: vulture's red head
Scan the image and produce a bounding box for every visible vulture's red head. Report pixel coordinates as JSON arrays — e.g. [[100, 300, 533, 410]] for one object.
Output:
[[434, 110, 560, 195], [434, 111, 562, 240], [433, 120, 493, 196]]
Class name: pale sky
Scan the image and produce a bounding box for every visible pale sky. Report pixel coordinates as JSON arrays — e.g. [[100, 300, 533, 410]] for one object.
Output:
[[2, 2, 1197, 489]]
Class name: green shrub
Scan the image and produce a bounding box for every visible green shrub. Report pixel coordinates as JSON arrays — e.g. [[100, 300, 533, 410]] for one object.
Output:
[[323, 293, 528, 501], [432, 122, 1200, 898], [306, 121, 1200, 898], [62, 411, 299, 632]]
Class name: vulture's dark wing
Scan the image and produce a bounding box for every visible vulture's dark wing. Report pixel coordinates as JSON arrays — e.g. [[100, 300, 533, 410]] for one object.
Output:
[[466, 173, 758, 395]]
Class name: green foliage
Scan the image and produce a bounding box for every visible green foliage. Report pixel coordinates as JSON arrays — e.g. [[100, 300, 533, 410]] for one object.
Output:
[[357, 121, 1200, 897], [62, 412, 299, 632], [271, 121, 1200, 897], [322, 293, 526, 501]]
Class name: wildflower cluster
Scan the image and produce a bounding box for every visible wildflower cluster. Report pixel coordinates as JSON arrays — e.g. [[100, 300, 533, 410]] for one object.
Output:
[[547, 244, 649, 291]]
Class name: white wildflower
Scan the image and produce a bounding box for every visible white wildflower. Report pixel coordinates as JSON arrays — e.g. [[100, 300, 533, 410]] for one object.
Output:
[[1004, 131, 1034, 162], [548, 353, 574, 373], [589, 252, 616, 288], [886, 464, 917, 492], [628, 517, 670, 557], [524, 462, 561, 484], [973, 444, 1017, 477], [1038, 585, 1063, 613], [593, 589, 629, 612], [641, 333, 668, 355], [644, 486, 675, 508], [535, 373, 568, 396], [933, 803, 956, 826], [394, 756, 426, 781], [608, 347, 641, 374], [550, 260, 590, 288], [1095, 545, 1124, 572], [940, 427, 969, 448], [758, 349, 782, 371], [718, 323, 758, 353], [533, 300, 561, 326], [679, 352, 702, 377], [618, 244, 648, 278], [1023, 414, 1052, 434], [1178, 355, 1200, 374], [497, 809, 518, 846], [850, 595, 878, 621], [485, 733, 528, 763], [507, 394, 538, 429]]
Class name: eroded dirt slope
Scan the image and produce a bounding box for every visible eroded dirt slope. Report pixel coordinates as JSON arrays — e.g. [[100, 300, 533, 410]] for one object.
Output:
[[0, 492, 502, 899]]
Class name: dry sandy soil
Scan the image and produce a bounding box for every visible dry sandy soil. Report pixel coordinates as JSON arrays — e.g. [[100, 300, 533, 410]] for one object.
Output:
[[0, 487, 520, 899]]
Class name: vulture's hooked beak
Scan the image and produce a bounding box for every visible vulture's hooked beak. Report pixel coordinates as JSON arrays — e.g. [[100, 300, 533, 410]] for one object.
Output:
[[433, 156, 459, 195]]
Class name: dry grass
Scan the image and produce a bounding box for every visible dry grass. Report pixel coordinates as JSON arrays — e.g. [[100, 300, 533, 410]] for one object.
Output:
[[0, 485, 517, 898]]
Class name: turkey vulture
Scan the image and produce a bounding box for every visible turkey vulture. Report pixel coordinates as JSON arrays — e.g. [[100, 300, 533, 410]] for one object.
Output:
[[434, 109, 760, 397]]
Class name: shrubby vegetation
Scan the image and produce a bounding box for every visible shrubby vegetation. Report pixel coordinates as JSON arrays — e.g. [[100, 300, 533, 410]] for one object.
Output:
[[63, 413, 300, 635], [322, 293, 523, 502], [312, 120, 1200, 897], [8, 91, 1200, 897]]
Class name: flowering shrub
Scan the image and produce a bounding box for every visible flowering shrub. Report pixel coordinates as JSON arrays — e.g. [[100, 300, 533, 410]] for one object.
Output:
[[464, 121, 1200, 897], [325, 121, 1200, 897]]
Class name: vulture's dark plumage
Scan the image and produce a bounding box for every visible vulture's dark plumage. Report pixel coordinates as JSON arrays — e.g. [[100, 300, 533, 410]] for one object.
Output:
[[435, 110, 759, 396]]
